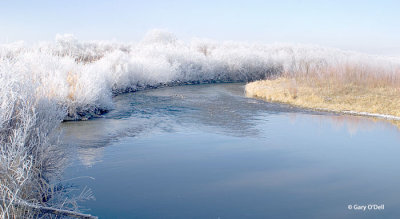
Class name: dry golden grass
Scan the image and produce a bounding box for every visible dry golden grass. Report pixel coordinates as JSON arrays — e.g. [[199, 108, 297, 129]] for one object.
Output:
[[246, 77, 400, 119], [67, 71, 78, 101]]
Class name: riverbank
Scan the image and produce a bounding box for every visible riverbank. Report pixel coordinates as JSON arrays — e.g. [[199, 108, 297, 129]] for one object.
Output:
[[63, 82, 400, 218], [245, 77, 400, 124]]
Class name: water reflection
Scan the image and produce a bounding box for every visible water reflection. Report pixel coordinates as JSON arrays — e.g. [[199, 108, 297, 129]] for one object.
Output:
[[288, 113, 399, 136], [61, 83, 400, 218], [62, 83, 400, 167], [77, 147, 105, 167]]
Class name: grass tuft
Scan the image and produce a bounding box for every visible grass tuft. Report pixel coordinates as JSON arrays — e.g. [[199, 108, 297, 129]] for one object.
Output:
[[246, 70, 400, 123]]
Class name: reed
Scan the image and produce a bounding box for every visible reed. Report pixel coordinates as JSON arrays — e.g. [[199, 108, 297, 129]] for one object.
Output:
[[246, 62, 400, 120], [0, 72, 93, 218]]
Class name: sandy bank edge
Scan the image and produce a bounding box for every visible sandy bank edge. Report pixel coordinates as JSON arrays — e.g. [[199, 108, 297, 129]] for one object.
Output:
[[245, 79, 400, 122]]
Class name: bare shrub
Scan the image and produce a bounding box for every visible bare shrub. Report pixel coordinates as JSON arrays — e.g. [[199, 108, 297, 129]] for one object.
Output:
[[0, 72, 93, 218]]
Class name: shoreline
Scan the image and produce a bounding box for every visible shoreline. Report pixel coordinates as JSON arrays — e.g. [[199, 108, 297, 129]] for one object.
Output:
[[245, 78, 400, 123]]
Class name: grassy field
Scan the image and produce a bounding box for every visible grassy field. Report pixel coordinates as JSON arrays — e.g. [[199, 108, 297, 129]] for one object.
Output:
[[246, 75, 400, 122]]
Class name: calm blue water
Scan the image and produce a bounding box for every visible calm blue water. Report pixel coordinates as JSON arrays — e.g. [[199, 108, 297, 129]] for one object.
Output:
[[62, 83, 400, 219]]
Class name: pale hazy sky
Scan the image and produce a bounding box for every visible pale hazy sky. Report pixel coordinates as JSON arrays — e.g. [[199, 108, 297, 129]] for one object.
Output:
[[1, 0, 399, 55]]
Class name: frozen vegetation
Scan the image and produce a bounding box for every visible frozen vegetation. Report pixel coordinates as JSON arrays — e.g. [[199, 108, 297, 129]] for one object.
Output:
[[2, 30, 399, 120], [1, 29, 400, 217], [0, 74, 94, 217]]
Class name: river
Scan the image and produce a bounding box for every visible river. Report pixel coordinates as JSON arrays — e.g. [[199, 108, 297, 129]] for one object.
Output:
[[61, 83, 400, 219]]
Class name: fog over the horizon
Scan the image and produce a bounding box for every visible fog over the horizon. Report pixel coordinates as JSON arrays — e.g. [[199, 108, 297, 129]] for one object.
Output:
[[0, 0, 399, 56]]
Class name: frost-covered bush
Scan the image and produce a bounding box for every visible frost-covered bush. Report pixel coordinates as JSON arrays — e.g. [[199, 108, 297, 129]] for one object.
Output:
[[0, 70, 63, 217], [0, 60, 94, 218], [2, 30, 399, 120]]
